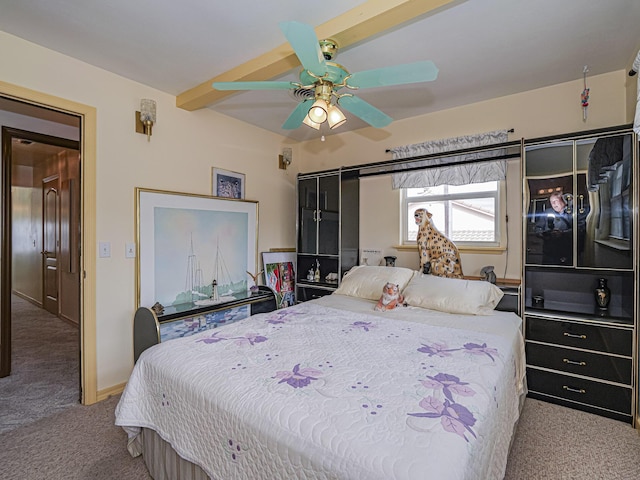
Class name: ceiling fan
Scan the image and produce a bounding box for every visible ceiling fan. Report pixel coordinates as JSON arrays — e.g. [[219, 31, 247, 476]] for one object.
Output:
[[212, 21, 439, 131]]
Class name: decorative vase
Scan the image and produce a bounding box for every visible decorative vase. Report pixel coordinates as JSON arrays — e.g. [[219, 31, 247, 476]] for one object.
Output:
[[594, 278, 610, 310]]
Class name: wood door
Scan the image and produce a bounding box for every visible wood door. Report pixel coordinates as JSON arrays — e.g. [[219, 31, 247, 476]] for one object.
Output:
[[43, 176, 59, 315]]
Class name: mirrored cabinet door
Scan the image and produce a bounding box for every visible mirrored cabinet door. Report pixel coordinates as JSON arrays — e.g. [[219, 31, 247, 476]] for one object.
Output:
[[524, 133, 634, 271], [576, 133, 633, 270], [525, 141, 574, 266]]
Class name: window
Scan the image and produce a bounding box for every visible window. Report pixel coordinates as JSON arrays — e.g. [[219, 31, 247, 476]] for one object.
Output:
[[402, 181, 501, 247]]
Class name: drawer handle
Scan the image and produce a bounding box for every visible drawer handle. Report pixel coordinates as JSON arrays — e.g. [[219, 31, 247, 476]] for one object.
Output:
[[563, 332, 587, 339], [563, 358, 587, 366], [563, 385, 586, 394]]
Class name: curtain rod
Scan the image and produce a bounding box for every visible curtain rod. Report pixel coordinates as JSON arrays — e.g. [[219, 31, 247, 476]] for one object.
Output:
[[346, 139, 521, 175], [384, 128, 515, 153]]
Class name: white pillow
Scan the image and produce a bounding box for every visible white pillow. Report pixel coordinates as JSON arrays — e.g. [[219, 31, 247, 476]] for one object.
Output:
[[402, 274, 504, 315], [334, 265, 416, 301]]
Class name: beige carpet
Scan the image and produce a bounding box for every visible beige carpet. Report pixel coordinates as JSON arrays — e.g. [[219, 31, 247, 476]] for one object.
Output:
[[505, 398, 640, 479], [0, 295, 79, 434], [0, 395, 150, 480]]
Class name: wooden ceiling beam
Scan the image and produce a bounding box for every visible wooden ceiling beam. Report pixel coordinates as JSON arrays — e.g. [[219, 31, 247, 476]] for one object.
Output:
[[176, 0, 454, 111]]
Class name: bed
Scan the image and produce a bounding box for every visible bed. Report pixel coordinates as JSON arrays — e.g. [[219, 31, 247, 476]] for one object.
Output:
[[116, 266, 526, 480]]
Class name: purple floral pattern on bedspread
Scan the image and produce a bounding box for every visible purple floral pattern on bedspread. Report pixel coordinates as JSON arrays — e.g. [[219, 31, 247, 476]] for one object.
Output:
[[351, 321, 376, 331], [408, 373, 478, 442], [408, 395, 477, 442], [410, 340, 500, 442], [418, 341, 499, 362], [197, 331, 268, 346], [264, 309, 303, 324], [273, 364, 323, 388]]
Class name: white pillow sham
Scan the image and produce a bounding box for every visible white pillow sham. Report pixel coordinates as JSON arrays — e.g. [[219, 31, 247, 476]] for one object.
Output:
[[334, 265, 416, 301], [402, 273, 504, 315]]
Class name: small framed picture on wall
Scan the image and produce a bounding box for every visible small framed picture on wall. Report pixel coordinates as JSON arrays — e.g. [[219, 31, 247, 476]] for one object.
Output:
[[212, 167, 245, 199]]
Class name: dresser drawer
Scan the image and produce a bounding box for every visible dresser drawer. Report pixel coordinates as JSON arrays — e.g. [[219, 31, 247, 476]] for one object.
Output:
[[526, 368, 632, 415], [525, 342, 632, 384], [525, 317, 632, 356]]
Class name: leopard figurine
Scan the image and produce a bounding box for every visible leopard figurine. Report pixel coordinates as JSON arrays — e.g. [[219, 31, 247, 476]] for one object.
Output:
[[414, 208, 464, 278]]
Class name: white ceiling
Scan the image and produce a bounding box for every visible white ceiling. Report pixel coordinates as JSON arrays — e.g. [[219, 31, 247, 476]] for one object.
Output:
[[1, 0, 639, 142]]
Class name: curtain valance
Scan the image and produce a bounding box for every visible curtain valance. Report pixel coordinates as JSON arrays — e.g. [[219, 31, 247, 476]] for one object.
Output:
[[389, 130, 509, 189]]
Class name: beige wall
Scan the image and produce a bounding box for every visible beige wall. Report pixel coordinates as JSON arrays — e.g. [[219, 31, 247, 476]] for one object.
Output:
[[0, 31, 299, 392], [297, 70, 631, 280]]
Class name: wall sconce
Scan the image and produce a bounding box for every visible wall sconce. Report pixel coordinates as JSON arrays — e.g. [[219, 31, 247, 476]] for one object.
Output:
[[279, 147, 292, 170], [136, 99, 156, 141]]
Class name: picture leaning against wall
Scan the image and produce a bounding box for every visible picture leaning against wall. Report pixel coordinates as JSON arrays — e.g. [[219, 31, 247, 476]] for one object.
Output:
[[262, 251, 296, 308]]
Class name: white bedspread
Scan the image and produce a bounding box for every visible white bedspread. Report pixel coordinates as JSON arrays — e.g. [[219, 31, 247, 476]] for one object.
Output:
[[116, 295, 525, 480]]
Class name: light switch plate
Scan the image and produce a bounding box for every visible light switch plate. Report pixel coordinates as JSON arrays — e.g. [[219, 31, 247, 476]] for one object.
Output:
[[99, 241, 111, 258], [125, 242, 136, 258]]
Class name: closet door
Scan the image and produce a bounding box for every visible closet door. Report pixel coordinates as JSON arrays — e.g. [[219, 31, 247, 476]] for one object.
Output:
[[297, 178, 318, 254], [317, 175, 339, 255]]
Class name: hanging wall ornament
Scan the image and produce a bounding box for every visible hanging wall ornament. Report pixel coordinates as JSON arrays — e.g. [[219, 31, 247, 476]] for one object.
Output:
[[581, 65, 590, 121], [631, 49, 640, 135]]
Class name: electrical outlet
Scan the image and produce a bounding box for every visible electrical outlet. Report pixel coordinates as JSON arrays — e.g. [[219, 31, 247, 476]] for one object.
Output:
[[99, 241, 111, 258], [361, 249, 383, 266], [125, 242, 136, 258]]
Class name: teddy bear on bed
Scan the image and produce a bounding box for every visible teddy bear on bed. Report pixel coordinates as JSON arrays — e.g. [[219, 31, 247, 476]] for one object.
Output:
[[374, 282, 406, 311]]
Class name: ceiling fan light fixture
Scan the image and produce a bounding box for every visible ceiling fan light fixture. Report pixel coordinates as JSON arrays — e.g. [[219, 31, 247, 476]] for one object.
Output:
[[327, 104, 346, 129], [303, 115, 321, 130], [308, 99, 328, 124]]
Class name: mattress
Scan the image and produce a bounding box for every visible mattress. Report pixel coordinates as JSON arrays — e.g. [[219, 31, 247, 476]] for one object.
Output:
[[116, 294, 526, 480]]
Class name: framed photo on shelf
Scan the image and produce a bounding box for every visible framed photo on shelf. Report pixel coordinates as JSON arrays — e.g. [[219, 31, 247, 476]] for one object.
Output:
[[212, 167, 245, 199], [135, 187, 258, 308], [262, 251, 296, 308]]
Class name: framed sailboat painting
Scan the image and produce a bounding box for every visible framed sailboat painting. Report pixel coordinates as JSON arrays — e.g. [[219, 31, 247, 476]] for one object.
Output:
[[135, 188, 258, 309]]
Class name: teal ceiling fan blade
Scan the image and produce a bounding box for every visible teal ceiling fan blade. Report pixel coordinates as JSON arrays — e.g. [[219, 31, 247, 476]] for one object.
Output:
[[282, 99, 313, 130], [212, 81, 295, 91], [279, 21, 327, 77], [348, 61, 439, 88], [338, 95, 393, 128]]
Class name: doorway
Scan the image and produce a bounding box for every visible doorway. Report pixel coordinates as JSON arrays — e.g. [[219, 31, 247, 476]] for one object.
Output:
[[0, 83, 97, 405], [1, 120, 81, 406]]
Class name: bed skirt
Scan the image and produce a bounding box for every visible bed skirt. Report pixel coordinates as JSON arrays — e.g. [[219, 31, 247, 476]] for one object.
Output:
[[141, 428, 210, 480]]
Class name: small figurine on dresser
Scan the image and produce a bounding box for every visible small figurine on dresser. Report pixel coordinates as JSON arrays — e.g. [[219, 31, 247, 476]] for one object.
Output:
[[480, 265, 497, 284], [246, 270, 264, 294], [414, 208, 464, 278]]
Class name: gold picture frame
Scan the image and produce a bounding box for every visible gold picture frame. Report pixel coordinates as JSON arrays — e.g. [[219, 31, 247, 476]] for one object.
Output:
[[135, 187, 258, 308]]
